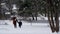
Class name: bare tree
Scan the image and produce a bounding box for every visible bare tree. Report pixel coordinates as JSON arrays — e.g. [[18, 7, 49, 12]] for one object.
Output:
[[46, 0, 59, 33]]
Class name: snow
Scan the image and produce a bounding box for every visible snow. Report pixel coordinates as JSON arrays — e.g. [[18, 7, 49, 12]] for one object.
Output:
[[12, 4, 17, 10], [37, 17, 60, 20], [23, 17, 60, 21], [0, 20, 60, 34]]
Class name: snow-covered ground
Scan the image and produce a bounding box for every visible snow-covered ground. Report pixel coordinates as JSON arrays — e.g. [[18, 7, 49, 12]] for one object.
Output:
[[0, 20, 60, 34]]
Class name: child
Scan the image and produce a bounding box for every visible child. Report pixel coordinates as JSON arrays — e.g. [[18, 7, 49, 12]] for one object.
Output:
[[18, 20, 22, 28]]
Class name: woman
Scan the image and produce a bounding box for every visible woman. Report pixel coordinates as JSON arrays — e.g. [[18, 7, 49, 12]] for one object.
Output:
[[12, 17, 17, 28]]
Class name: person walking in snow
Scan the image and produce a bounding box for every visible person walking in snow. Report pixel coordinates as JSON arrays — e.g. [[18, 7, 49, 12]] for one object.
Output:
[[17, 20, 22, 28], [12, 17, 17, 28]]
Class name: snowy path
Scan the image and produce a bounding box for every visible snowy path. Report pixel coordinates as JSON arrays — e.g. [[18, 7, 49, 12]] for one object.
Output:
[[0, 20, 60, 34]]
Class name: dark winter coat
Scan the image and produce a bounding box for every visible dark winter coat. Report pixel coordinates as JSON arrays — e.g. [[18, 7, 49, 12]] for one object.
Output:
[[18, 21, 22, 26], [12, 17, 17, 27]]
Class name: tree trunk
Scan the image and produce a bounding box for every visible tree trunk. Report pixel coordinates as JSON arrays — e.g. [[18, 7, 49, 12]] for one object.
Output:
[[47, 11, 55, 32], [35, 13, 37, 21], [46, 0, 59, 33], [45, 11, 47, 17], [32, 14, 34, 20], [51, 11, 55, 32], [55, 11, 59, 32]]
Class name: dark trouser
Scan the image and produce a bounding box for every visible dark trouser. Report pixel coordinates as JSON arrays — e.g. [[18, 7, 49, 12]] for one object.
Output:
[[13, 23, 17, 28]]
